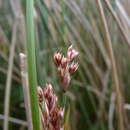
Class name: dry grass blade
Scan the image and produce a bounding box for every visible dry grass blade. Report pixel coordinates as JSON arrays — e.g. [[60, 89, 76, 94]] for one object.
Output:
[[0, 114, 27, 126], [96, 0, 125, 130], [3, 21, 17, 130], [9, 0, 26, 50], [104, 0, 130, 49], [108, 93, 115, 130], [20, 53, 33, 130], [0, 67, 20, 83], [116, 0, 130, 27]]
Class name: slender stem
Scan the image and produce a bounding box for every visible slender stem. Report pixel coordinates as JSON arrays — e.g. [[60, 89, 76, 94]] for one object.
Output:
[[26, 0, 40, 130], [20, 53, 33, 130], [3, 22, 17, 130], [104, 0, 130, 49], [62, 93, 67, 108], [95, 0, 124, 130], [108, 93, 115, 130]]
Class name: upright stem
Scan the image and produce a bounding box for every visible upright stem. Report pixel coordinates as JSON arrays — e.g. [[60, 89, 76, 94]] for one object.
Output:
[[20, 53, 33, 130], [95, 0, 124, 130], [3, 22, 17, 130], [26, 0, 40, 130]]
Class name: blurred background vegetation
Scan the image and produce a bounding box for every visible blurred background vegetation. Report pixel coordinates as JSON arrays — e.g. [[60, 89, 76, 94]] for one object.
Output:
[[0, 0, 130, 130]]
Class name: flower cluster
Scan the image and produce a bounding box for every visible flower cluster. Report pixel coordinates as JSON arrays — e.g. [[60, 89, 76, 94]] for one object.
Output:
[[38, 84, 64, 130], [54, 45, 79, 92], [37, 45, 79, 130]]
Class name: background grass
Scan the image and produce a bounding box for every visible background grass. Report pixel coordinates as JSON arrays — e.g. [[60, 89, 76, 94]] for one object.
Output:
[[0, 0, 130, 129]]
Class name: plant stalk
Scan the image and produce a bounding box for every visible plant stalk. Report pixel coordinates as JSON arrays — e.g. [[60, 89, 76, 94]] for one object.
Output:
[[26, 0, 41, 129], [95, 0, 124, 130]]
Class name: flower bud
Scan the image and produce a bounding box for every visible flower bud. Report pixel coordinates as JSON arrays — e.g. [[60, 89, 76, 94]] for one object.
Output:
[[54, 52, 62, 66], [59, 108, 64, 119], [37, 86, 44, 104], [69, 62, 79, 74], [50, 107, 65, 130], [49, 95, 58, 113], [43, 83, 58, 113], [61, 56, 68, 68], [67, 45, 79, 61]]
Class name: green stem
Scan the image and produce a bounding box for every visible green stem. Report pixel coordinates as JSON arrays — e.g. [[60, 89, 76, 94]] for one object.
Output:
[[62, 93, 67, 107], [26, 0, 40, 130]]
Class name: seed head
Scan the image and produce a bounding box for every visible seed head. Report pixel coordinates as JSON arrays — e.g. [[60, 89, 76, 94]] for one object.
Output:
[[50, 107, 65, 130], [61, 56, 68, 68], [38, 84, 64, 130], [67, 45, 79, 61], [54, 52, 62, 66], [43, 84, 58, 113], [54, 45, 79, 92], [69, 62, 79, 74]]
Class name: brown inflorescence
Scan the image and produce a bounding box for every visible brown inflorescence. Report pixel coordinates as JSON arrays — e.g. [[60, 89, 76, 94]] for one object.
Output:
[[38, 84, 64, 130], [37, 45, 79, 130], [54, 45, 79, 92]]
